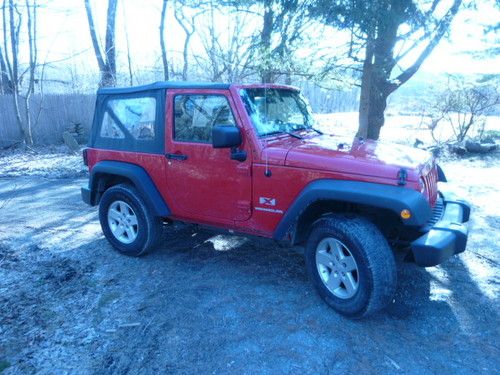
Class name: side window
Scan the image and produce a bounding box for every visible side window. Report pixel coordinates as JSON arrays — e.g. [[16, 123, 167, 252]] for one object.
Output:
[[101, 97, 156, 140], [174, 95, 236, 143], [100, 112, 125, 139]]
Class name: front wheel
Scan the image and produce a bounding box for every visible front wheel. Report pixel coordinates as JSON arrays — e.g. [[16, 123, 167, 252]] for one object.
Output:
[[305, 215, 396, 318]]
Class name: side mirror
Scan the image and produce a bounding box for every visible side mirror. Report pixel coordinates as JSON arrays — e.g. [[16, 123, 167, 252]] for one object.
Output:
[[212, 125, 242, 148]]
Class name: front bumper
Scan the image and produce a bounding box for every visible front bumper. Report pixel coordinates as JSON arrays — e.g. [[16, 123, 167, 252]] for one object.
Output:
[[411, 187, 470, 267]]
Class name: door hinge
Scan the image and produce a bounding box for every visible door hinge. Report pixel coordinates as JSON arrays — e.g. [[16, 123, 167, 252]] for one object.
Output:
[[236, 164, 251, 177], [237, 200, 251, 213]]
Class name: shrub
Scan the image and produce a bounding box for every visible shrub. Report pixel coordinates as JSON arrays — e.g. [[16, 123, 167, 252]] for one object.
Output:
[[424, 76, 499, 144]]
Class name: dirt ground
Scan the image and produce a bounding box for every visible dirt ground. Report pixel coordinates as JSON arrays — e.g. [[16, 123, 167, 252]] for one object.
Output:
[[0, 151, 499, 374]]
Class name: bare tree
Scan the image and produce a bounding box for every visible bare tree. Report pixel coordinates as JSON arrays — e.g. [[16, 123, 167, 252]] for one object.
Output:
[[159, 0, 169, 81], [23, 0, 37, 144], [426, 76, 500, 143], [195, 0, 254, 82], [171, 0, 318, 83], [84, 0, 118, 87], [2, 0, 23, 139], [1, 0, 39, 145], [121, 1, 133, 85], [173, 0, 201, 81], [233, 0, 312, 84]]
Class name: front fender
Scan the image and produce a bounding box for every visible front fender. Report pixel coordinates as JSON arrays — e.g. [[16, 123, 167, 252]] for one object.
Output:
[[273, 179, 432, 241]]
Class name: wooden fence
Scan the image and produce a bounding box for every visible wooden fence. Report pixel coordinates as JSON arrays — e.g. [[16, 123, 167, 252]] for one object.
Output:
[[0, 94, 96, 147]]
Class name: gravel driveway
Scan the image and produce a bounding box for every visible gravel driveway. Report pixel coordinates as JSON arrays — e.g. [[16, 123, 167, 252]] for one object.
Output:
[[0, 157, 498, 374]]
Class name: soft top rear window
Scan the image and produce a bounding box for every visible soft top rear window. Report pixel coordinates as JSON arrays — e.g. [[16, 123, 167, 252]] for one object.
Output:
[[91, 90, 165, 154]]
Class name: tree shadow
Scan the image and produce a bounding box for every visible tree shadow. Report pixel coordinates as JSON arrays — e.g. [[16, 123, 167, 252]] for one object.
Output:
[[440, 255, 499, 342]]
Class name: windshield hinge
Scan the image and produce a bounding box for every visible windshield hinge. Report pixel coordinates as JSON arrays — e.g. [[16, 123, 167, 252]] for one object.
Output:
[[398, 168, 407, 186]]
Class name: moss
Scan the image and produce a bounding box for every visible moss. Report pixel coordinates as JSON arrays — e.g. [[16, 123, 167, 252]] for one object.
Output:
[[0, 360, 11, 373]]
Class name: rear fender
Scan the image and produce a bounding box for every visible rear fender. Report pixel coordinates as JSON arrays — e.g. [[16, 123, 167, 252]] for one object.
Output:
[[86, 160, 170, 217]]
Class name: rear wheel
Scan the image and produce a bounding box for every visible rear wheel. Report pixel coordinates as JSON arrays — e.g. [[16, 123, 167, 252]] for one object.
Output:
[[305, 215, 396, 318], [99, 184, 163, 256]]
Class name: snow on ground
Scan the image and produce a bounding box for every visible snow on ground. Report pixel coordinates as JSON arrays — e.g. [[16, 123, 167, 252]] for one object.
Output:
[[438, 156, 500, 300], [0, 146, 87, 179], [314, 113, 500, 146]]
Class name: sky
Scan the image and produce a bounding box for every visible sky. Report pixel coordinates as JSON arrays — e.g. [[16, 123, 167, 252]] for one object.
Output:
[[421, 1, 500, 74], [5, 0, 500, 88]]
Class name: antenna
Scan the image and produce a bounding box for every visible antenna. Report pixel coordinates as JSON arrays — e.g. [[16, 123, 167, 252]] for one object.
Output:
[[263, 87, 271, 177], [264, 138, 271, 177]]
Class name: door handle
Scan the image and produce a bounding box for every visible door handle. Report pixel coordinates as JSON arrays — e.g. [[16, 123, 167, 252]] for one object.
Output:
[[165, 153, 188, 161]]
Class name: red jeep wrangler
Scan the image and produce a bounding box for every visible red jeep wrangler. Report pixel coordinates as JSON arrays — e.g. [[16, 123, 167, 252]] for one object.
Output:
[[82, 82, 470, 317]]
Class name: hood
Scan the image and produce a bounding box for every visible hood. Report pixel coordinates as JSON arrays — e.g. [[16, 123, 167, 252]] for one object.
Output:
[[283, 134, 433, 181]]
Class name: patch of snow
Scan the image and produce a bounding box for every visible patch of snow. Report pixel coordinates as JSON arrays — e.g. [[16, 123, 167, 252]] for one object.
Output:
[[314, 112, 500, 147], [0, 146, 87, 179], [205, 234, 249, 251]]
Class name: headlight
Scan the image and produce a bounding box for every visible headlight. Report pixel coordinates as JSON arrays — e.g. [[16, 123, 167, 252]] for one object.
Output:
[[419, 177, 426, 194]]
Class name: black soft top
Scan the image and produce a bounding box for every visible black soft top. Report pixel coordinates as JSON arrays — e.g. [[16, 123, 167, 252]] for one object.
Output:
[[97, 81, 231, 95]]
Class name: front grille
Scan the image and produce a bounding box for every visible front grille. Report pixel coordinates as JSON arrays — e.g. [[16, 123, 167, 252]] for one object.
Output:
[[426, 197, 443, 227], [424, 166, 438, 206]]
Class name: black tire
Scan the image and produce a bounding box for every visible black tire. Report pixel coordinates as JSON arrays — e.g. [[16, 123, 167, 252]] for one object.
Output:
[[99, 184, 163, 256], [305, 215, 396, 318]]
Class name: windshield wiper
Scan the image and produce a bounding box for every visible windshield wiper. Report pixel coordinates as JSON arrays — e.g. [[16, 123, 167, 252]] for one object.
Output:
[[262, 130, 303, 139], [310, 127, 323, 135], [284, 131, 303, 139], [294, 125, 324, 135]]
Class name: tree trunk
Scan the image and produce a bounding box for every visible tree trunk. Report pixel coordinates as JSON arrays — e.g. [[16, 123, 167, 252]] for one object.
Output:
[[0, 47, 13, 94], [173, 3, 195, 81], [22, 0, 37, 145], [357, 40, 374, 139], [260, 0, 274, 83], [84, 0, 104, 71], [124, 29, 133, 86], [181, 35, 190, 81], [355, 0, 462, 140], [366, 86, 388, 140], [121, 1, 133, 86], [358, 66, 392, 140], [357, 2, 398, 140], [84, 0, 117, 88], [160, 0, 169, 81], [102, 0, 117, 87], [6, 0, 19, 93], [358, 65, 391, 140], [5, 0, 28, 143]]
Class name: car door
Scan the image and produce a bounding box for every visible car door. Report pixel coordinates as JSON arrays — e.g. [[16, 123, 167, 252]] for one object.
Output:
[[164, 89, 252, 222]]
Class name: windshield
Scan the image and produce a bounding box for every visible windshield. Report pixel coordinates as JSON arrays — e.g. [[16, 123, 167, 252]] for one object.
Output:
[[240, 88, 316, 137]]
